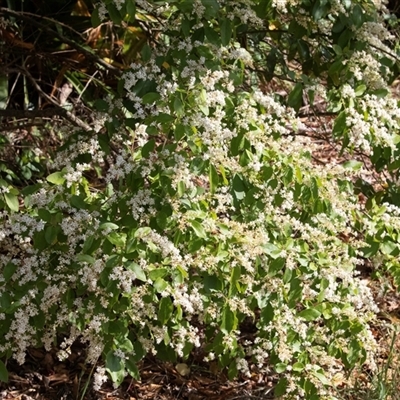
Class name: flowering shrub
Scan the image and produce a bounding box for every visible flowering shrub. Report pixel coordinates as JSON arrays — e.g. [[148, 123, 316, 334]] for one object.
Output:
[[1, 0, 400, 398]]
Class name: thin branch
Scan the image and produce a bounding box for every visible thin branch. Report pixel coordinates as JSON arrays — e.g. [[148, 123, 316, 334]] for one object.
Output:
[[0, 122, 46, 132], [249, 68, 297, 83], [3, 9, 85, 39], [0, 108, 65, 119], [0, 106, 92, 132], [21, 67, 93, 131], [1, 66, 93, 132], [0, 7, 122, 76], [370, 42, 400, 63]]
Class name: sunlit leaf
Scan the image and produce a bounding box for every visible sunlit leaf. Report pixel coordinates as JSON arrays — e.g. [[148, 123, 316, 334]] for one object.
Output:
[[4, 193, 19, 212]]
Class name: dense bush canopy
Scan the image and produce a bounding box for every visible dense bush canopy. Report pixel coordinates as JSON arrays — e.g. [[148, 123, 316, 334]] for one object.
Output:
[[1, 0, 400, 398]]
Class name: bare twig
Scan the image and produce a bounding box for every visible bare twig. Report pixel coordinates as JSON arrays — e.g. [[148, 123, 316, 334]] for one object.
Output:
[[77, 71, 99, 103], [1, 66, 93, 132], [20, 67, 93, 131], [0, 108, 65, 119], [0, 122, 46, 133], [0, 7, 122, 76]]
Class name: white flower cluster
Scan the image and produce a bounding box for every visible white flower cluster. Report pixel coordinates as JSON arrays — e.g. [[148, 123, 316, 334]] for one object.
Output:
[[105, 149, 134, 183], [140, 229, 183, 265], [272, 0, 301, 14], [348, 50, 387, 90], [93, 366, 108, 391], [52, 136, 105, 169], [357, 22, 395, 53], [345, 94, 400, 153]]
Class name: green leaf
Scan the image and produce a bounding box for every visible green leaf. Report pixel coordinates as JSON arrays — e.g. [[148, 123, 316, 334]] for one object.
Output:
[[371, 88, 389, 98], [0, 360, 8, 383], [107, 3, 122, 24], [126, 355, 140, 380], [312, 0, 328, 20], [388, 159, 400, 172], [269, 257, 285, 274], [33, 230, 49, 251], [106, 254, 120, 268], [149, 268, 168, 280], [174, 124, 186, 141], [262, 243, 281, 259], [311, 370, 330, 385], [156, 211, 168, 229], [232, 174, 246, 200], [289, 20, 307, 39], [380, 240, 397, 255], [126, 0, 136, 19], [219, 165, 229, 185], [116, 338, 133, 353], [156, 113, 175, 124], [287, 83, 303, 112], [70, 195, 88, 210], [91, 7, 101, 27], [142, 92, 161, 104], [177, 181, 185, 197], [176, 0, 193, 14], [105, 350, 125, 386], [126, 262, 147, 282], [190, 220, 207, 239], [297, 40, 310, 61], [0, 74, 9, 110], [274, 377, 288, 397], [173, 96, 184, 117], [293, 362, 305, 372], [107, 232, 127, 247], [142, 139, 156, 157], [4, 193, 19, 212], [351, 4, 364, 28], [38, 208, 52, 222], [332, 44, 342, 55], [199, 103, 209, 116], [76, 254, 96, 264], [47, 171, 65, 185], [205, 26, 219, 45], [342, 160, 363, 171], [45, 225, 58, 245], [94, 99, 109, 112], [298, 308, 321, 321], [230, 134, 244, 156], [134, 227, 151, 238], [204, 274, 223, 292], [158, 296, 173, 324], [229, 265, 241, 296], [154, 277, 168, 292], [220, 18, 232, 46], [209, 164, 219, 194], [0, 291, 11, 310], [261, 303, 274, 323], [21, 184, 41, 196], [100, 222, 119, 231], [228, 360, 238, 380], [275, 363, 287, 373], [221, 305, 237, 333], [141, 44, 151, 62], [355, 84, 366, 97], [181, 17, 191, 37], [202, 0, 219, 18], [3, 262, 17, 282], [338, 28, 352, 49], [332, 111, 347, 138]]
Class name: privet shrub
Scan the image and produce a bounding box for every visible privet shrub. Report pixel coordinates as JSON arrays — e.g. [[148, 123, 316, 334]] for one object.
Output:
[[1, 0, 400, 398]]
